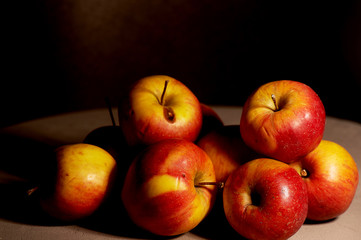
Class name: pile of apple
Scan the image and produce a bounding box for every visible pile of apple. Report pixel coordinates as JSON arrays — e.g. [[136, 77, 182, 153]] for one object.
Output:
[[35, 75, 359, 240]]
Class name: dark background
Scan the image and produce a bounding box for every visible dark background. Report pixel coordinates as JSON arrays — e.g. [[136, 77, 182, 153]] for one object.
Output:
[[2, 0, 361, 127]]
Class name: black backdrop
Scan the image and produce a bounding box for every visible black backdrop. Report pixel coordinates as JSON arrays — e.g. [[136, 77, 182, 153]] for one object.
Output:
[[2, 0, 361, 127]]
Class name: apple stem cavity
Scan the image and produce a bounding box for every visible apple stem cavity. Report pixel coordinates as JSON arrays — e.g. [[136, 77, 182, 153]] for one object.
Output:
[[164, 107, 175, 123], [301, 169, 309, 178], [160, 80, 176, 123], [160, 80, 169, 106], [271, 94, 279, 112], [195, 181, 225, 189]]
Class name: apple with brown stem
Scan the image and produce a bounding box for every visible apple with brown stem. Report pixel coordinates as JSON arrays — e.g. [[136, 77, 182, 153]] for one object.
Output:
[[119, 75, 203, 146], [290, 140, 359, 221], [223, 158, 308, 240], [240, 80, 326, 163], [121, 139, 218, 236]]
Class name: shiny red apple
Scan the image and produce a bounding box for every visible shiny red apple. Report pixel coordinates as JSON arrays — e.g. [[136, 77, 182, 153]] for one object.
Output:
[[223, 158, 308, 240], [121, 139, 217, 236], [240, 80, 325, 163]]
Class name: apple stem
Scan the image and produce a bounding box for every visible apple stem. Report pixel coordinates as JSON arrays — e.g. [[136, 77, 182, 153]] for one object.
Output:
[[105, 97, 117, 126], [301, 169, 308, 178], [160, 80, 169, 106], [27, 186, 39, 196], [271, 94, 279, 111], [195, 181, 225, 189]]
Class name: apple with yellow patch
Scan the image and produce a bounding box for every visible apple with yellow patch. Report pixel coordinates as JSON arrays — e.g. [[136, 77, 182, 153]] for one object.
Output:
[[240, 80, 325, 163], [119, 75, 202, 146], [39, 143, 117, 221], [290, 140, 359, 221], [121, 139, 217, 236]]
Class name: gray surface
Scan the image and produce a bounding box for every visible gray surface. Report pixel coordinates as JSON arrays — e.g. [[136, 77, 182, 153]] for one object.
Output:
[[0, 106, 360, 239]]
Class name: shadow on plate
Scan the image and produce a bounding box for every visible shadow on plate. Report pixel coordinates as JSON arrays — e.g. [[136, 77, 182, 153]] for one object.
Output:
[[304, 217, 337, 225], [190, 197, 246, 240]]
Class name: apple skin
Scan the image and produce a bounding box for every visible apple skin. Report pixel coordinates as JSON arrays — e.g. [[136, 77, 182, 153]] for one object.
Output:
[[198, 103, 224, 138], [119, 75, 203, 146], [197, 125, 261, 183], [240, 80, 326, 163], [121, 139, 217, 236], [223, 158, 308, 240], [290, 140, 359, 221], [83, 126, 126, 161], [83, 125, 141, 183], [39, 143, 117, 221]]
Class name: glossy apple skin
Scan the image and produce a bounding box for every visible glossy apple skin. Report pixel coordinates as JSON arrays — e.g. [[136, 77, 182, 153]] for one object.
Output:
[[240, 80, 325, 163], [120, 75, 202, 146], [223, 158, 308, 240], [39, 143, 117, 221], [197, 125, 260, 183], [121, 139, 217, 236], [290, 140, 359, 221]]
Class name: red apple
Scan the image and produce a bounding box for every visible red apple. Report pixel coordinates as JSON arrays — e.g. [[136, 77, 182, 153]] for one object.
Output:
[[223, 158, 308, 240], [197, 125, 260, 183], [198, 103, 224, 138], [119, 75, 202, 146], [39, 143, 117, 221], [290, 140, 359, 221], [240, 80, 325, 163], [121, 139, 217, 236]]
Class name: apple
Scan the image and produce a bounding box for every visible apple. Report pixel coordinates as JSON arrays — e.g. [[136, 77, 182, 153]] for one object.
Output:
[[83, 125, 141, 181], [121, 138, 217, 236], [240, 80, 326, 163], [197, 125, 260, 183], [119, 75, 203, 146], [39, 143, 117, 221], [198, 103, 224, 138], [223, 158, 308, 240], [290, 140, 359, 221], [83, 125, 126, 161]]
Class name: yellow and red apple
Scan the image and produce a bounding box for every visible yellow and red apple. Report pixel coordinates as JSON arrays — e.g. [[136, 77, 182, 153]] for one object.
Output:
[[119, 75, 203, 146], [121, 139, 217, 236], [39, 143, 117, 221], [223, 158, 308, 240], [290, 140, 359, 221], [240, 80, 326, 163], [197, 125, 260, 183]]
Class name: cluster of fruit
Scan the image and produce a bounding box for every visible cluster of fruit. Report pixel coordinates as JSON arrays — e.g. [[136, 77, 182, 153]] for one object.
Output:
[[35, 75, 359, 240]]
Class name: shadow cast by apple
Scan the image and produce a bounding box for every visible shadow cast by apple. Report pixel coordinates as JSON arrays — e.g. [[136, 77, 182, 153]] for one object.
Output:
[[0, 133, 64, 226], [0, 181, 67, 226], [0, 133, 56, 183], [304, 217, 337, 225], [190, 197, 246, 240], [78, 196, 179, 239]]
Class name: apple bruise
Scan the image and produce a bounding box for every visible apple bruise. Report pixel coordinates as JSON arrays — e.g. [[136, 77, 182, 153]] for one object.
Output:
[[160, 80, 176, 123]]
